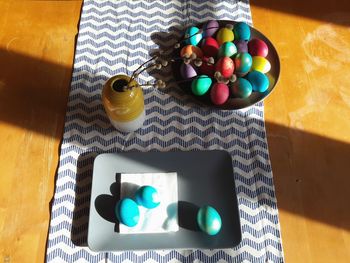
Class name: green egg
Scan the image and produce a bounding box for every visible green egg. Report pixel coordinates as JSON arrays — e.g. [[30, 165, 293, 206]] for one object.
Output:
[[218, 42, 238, 58], [191, 75, 212, 96], [197, 205, 222, 236]]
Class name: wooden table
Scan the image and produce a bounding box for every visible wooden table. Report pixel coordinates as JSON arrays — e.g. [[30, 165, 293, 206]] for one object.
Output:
[[0, 1, 349, 262]]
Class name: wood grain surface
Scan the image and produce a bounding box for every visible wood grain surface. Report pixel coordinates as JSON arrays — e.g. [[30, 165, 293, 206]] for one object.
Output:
[[0, 1, 82, 262], [251, 0, 350, 262], [0, 1, 349, 262]]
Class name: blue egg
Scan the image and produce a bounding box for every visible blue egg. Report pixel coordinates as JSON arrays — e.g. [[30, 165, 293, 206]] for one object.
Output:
[[135, 185, 160, 209], [197, 205, 222, 235], [234, 22, 251, 41], [231, 77, 252, 98], [115, 198, 140, 227], [246, 71, 270, 92], [185, 26, 202, 46]]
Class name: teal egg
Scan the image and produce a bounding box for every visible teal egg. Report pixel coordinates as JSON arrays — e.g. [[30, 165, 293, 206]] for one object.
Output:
[[115, 198, 140, 227], [234, 52, 252, 75], [218, 42, 237, 58], [246, 71, 270, 92], [197, 205, 222, 235], [185, 26, 202, 46], [191, 75, 212, 96], [233, 22, 251, 41], [231, 77, 252, 98], [135, 185, 160, 209]]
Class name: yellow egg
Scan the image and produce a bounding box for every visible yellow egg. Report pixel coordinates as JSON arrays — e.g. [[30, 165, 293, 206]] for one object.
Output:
[[216, 28, 234, 46], [251, 56, 271, 73]]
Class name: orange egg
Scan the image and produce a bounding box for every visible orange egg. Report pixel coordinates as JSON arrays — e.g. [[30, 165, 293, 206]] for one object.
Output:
[[180, 45, 203, 58]]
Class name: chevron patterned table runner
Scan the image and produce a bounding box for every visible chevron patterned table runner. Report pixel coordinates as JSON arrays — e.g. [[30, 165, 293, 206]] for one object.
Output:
[[46, 0, 284, 262]]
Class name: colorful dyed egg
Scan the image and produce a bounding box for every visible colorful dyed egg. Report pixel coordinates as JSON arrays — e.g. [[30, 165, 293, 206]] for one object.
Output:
[[199, 57, 215, 76], [184, 26, 202, 46], [218, 42, 237, 58], [231, 77, 252, 98], [216, 27, 234, 45], [197, 205, 222, 236], [233, 22, 251, 41], [234, 39, 248, 53], [252, 56, 271, 73], [246, 70, 269, 92], [180, 63, 197, 79], [210, 83, 230, 105], [135, 185, 160, 209], [115, 198, 140, 227], [215, 57, 234, 78], [234, 52, 252, 75], [201, 37, 219, 57], [180, 45, 203, 58], [191, 75, 212, 96], [248, 38, 268, 57], [203, 20, 219, 37]]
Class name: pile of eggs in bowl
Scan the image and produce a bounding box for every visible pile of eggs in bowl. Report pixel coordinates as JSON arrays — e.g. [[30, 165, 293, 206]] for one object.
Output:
[[178, 20, 271, 106]]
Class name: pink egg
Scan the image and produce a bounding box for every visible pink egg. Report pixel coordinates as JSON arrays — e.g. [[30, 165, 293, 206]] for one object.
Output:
[[215, 57, 234, 78], [210, 83, 229, 105], [201, 37, 219, 57], [248, 38, 268, 57]]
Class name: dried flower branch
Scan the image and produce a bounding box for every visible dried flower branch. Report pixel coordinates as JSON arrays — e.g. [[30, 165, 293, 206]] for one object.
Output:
[[127, 55, 158, 86]]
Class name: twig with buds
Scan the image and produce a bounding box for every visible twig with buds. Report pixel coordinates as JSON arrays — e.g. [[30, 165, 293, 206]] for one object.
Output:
[[125, 23, 236, 91]]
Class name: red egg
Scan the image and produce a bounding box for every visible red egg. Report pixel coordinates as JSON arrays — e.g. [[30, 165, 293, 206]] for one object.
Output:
[[215, 57, 234, 78], [248, 38, 268, 57], [199, 57, 215, 76], [210, 83, 229, 105], [201, 37, 219, 57]]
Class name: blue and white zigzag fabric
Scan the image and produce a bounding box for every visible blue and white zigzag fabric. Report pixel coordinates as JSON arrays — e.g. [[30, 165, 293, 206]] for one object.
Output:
[[46, 0, 284, 262]]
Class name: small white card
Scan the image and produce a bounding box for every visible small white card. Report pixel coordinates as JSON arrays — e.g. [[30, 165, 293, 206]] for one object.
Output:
[[119, 172, 179, 234]]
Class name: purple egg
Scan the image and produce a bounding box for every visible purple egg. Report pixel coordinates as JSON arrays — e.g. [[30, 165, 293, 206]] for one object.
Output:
[[234, 40, 248, 53], [180, 63, 197, 79], [203, 20, 219, 37]]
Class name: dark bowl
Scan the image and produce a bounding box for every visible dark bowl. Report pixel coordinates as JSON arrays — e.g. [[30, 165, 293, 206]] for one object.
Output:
[[172, 20, 280, 110]]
